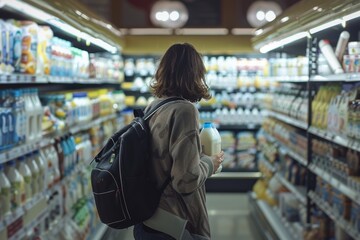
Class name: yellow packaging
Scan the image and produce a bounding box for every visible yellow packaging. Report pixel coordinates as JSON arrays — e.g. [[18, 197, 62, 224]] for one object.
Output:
[[20, 21, 38, 74], [37, 26, 53, 75]]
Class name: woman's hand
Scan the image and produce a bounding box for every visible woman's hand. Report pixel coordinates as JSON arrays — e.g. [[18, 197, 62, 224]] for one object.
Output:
[[212, 151, 224, 174]]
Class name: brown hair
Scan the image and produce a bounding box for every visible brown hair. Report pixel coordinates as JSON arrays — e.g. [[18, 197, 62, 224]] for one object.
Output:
[[150, 43, 211, 102]]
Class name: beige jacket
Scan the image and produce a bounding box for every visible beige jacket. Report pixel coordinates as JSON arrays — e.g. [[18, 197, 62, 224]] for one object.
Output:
[[143, 97, 213, 240]]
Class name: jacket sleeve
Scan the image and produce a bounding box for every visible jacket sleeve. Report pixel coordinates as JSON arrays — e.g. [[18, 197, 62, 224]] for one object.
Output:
[[168, 103, 214, 195]]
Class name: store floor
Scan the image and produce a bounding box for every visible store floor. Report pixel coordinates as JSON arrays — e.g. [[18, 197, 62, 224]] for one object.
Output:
[[101, 193, 262, 240]]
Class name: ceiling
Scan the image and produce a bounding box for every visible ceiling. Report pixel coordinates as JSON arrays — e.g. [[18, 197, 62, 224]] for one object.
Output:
[[79, 0, 301, 29]]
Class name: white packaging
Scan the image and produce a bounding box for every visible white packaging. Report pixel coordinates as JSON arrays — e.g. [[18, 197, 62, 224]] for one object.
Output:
[[335, 31, 350, 61], [27, 153, 39, 196], [200, 122, 222, 174], [319, 39, 344, 74], [6, 160, 24, 210], [0, 164, 11, 216], [17, 156, 32, 202]]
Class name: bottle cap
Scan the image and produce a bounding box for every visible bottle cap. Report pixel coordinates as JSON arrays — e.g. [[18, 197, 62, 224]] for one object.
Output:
[[203, 122, 212, 128]]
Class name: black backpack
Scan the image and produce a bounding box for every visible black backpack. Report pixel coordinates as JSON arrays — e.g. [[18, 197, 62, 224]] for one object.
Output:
[[90, 97, 182, 229]]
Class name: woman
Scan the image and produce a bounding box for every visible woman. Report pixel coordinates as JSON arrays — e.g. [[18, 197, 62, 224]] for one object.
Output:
[[133, 43, 224, 240]]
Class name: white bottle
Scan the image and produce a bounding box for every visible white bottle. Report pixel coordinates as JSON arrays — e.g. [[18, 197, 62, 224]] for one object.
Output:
[[200, 122, 222, 174], [335, 31, 350, 61], [34, 150, 45, 193], [17, 156, 32, 202], [31, 89, 43, 140], [24, 89, 36, 142], [0, 164, 11, 216], [27, 153, 39, 196], [6, 160, 24, 210], [319, 39, 344, 74]]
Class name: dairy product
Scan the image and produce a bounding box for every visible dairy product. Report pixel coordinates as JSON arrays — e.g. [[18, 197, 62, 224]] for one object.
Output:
[[20, 21, 38, 74], [319, 39, 344, 75], [37, 26, 53, 75], [34, 150, 45, 192], [200, 122, 222, 174], [27, 153, 39, 196], [0, 164, 11, 216], [335, 31, 350, 61], [6, 160, 24, 210], [11, 89, 26, 143], [30, 88, 43, 139], [18, 156, 32, 202], [7, 20, 22, 73]]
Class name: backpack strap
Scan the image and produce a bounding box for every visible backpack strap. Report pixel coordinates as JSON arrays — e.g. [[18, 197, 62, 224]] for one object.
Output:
[[143, 97, 184, 121]]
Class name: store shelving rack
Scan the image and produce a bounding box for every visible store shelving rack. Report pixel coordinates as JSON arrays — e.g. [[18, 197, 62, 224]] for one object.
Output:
[[250, 0, 360, 238], [0, 1, 125, 239]]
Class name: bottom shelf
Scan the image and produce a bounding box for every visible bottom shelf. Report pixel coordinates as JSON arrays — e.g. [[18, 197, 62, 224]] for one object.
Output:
[[249, 192, 294, 240]]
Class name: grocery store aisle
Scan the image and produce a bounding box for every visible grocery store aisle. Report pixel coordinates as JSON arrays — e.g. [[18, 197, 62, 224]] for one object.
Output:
[[101, 193, 262, 240]]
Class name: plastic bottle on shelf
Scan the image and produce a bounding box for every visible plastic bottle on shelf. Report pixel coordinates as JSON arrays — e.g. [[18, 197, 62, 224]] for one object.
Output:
[[34, 150, 45, 193], [335, 31, 350, 61], [17, 156, 32, 202], [27, 153, 39, 196], [31, 88, 43, 140], [24, 88, 36, 142], [200, 122, 222, 174], [11, 89, 26, 144], [319, 39, 344, 75], [5, 160, 24, 210], [0, 163, 11, 216]]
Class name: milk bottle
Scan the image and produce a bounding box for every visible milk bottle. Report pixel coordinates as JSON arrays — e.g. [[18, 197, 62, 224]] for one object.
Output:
[[24, 89, 36, 142], [34, 150, 45, 192], [30, 88, 43, 140], [0, 164, 11, 216], [6, 160, 24, 210], [17, 156, 32, 202], [27, 153, 39, 196], [200, 122, 222, 174]]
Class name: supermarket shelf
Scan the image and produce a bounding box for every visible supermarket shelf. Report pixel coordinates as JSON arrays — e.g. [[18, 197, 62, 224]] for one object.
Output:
[[249, 192, 293, 240], [309, 164, 360, 205], [308, 127, 360, 152], [0, 142, 40, 164], [310, 73, 360, 82], [259, 155, 277, 172], [0, 74, 120, 84], [216, 124, 261, 131], [210, 172, 261, 179], [275, 173, 307, 205], [263, 131, 308, 166], [308, 191, 360, 240], [267, 110, 308, 130], [265, 76, 309, 82], [43, 113, 117, 142], [279, 146, 308, 166], [93, 224, 108, 240], [273, 207, 302, 240], [2, 194, 46, 239]]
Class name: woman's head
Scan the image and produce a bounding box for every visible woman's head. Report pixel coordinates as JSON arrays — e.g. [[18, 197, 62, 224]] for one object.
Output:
[[150, 43, 211, 102]]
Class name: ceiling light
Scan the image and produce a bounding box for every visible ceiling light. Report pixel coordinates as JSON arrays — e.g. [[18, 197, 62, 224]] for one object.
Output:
[[255, 29, 263, 35], [309, 19, 342, 34], [280, 16, 289, 23], [259, 31, 308, 53], [231, 28, 256, 35], [256, 11, 265, 21], [247, 1, 282, 27], [150, 1, 189, 28], [265, 11, 276, 22], [343, 10, 360, 21], [170, 11, 180, 21], [128, 28, 173, 35], [175, 28, 228, 35]]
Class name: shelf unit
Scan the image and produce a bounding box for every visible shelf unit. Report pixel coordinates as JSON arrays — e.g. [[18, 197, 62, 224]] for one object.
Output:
[[250, 0, 360, 237], [308, 191, 360, 240], [0, 1, 123, 239]]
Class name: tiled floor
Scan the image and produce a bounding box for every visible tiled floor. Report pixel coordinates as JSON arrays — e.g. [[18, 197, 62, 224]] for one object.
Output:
[[101, 193, 261, 240]]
